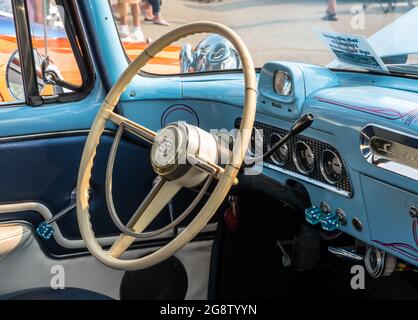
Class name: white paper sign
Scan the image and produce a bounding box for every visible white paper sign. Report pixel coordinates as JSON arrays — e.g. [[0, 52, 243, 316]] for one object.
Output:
[[315, 28, 389, 73]]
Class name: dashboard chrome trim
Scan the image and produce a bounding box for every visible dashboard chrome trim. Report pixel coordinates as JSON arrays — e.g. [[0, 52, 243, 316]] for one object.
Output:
[[360, 124, 418, 181], [267, 132, 288, 165], [264, 162, 351, 198], [293, 141, 315, 175], [0, 202, 218, 250], [241, 118, 353, 197]]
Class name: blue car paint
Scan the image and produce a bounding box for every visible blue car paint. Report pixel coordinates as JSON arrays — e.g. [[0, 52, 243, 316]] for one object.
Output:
[[0, 78, 107, 137], [0, 0, 416, 264], [0, 3, 108, 138]]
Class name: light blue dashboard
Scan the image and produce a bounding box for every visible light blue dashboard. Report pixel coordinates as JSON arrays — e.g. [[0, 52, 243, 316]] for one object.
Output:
[[252, 62, 418, 266], [120, 62, 418, 266]]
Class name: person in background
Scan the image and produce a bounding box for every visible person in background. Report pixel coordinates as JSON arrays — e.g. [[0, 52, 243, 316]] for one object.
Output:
[[141, 0, 154, 21], [118, 0, 145, 42], [322, 0, 337, 21], [146, 0, 169, 26]]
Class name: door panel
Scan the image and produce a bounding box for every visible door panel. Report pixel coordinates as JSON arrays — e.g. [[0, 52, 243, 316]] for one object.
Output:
[[0, 132, 159, 254], [0, 130, 218, 256], [0, 222, 213, 300]]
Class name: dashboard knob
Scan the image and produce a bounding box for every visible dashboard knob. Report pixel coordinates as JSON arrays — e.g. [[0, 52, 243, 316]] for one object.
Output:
[[410, 206, 418, 219], [305, 207, 323, 225], [320, 212, 341, 232]]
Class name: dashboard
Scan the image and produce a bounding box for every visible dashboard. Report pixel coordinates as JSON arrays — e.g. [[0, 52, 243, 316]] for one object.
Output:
[[251, 61, 418, 267], [127, 61, 418, 269]]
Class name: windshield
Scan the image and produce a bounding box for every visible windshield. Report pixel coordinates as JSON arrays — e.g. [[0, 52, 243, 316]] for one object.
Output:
[[109, 0, 418, 75]]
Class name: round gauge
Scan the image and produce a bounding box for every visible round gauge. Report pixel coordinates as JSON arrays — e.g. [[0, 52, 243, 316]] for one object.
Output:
[[274, 71, 292, 96], [320, 150, 343, 184], [293, 141, 315, 174], [268, 133, 288, 165], [249, 127, 263, 157]]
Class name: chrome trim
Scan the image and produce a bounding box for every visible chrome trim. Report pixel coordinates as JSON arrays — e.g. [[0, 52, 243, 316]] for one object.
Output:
[[293, 141, 315, 175], [264, 162, 351, 197], [365, 246, 386, 278], [0, 129, 114, 143], [249, 127, 264, 157], [336, 208, 347, 225], [274, 71, 292, 96], [320, 149, 343, 185], [180, 34, 241, 73], [360, 124, 418, 180], [352, 217, 363, 232], [328, 246, 364, 262], [320, 201, 331, 214], [0, 202, 217, 249], [267, 133, 288, 166], [410, 206, 418, 219]]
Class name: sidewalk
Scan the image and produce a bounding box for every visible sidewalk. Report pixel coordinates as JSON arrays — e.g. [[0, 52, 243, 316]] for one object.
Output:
[[114, 0, 410, 66]]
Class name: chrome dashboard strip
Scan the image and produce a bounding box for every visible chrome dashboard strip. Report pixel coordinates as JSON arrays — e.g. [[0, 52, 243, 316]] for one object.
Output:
[[264, 163, 352, 198], [360, 124, 418, 180], [0, 130, 114, 143]]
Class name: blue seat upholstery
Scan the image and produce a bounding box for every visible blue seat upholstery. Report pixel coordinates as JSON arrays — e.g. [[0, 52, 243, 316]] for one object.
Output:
[[2, 288, 113, 300]]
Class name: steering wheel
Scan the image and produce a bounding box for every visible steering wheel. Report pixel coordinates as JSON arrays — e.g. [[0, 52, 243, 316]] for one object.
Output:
[[76, 22, 256, 271]]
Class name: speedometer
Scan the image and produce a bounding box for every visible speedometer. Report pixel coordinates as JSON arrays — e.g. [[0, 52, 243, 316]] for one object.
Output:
[[268, 133, 288, 165], [293, 141, 315, 174], [320, 150, 343, 184]]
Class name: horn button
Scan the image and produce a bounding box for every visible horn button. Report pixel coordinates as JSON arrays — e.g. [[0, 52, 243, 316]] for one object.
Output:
[[151, 123, 218, 186]]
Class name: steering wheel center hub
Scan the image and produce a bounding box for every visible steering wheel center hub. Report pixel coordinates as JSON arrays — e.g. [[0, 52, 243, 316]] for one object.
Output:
[[151, 124, 187, 176]]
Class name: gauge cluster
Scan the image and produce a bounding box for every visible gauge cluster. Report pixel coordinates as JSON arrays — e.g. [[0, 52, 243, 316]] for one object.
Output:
[[241, 119, 352, 197]]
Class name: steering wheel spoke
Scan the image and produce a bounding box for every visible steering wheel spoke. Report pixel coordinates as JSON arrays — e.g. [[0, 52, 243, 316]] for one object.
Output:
[[188, 154, 239, 185], [108, 178, 182, 258], [108, 111, 156, 144]]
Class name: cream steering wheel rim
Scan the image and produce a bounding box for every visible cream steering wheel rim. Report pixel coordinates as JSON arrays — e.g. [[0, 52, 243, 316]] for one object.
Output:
[[76, 22, 257, 271]]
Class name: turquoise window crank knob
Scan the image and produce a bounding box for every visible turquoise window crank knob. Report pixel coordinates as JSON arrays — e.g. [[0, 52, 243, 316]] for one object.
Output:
[[36, 222, 55, 240], [321, 212, 341, 232], [305, 207, 323, 225]]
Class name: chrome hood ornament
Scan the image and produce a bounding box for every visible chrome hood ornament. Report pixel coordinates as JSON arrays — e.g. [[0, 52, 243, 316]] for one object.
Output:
[[180, 34, 241, 73]]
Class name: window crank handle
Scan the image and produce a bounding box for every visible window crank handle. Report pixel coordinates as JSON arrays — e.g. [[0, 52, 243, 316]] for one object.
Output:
[[36, 188, 84, 240]]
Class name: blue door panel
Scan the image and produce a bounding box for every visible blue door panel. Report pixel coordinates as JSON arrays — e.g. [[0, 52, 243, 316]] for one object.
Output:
[[0, 133, 163, 250], [0, 132, 213, 255]]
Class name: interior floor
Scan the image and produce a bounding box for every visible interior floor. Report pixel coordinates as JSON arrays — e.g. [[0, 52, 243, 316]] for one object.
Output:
[[216, 188, 418, 300]]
